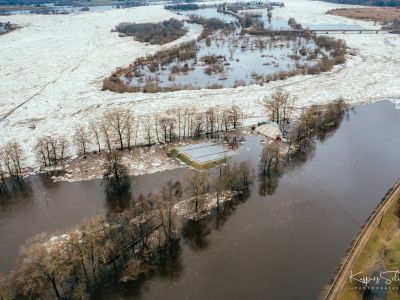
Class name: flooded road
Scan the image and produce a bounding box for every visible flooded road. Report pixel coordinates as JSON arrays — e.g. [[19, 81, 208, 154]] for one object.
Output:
[[1, 101, 400, 300]]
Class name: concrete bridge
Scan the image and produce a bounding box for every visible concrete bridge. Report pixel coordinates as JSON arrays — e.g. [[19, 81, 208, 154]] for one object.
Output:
[[273, 29, 389, 35], [242, 27, 392, 36], [308, 29, 388, 34]]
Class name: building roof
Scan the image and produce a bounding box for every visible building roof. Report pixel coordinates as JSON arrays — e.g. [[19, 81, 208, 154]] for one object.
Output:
[[175, 142, 230, 165], [255, 122, 282, 139]]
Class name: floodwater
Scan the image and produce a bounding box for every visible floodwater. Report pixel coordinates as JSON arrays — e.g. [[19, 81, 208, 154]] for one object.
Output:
[[124, 8, 324, 90], [0, 167, 191, 273], [1, 101, 400, 300]]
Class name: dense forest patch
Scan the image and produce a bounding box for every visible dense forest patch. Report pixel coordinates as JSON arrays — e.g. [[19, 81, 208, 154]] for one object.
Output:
[[115, 18, 187, 45], [0, 21, 19, 35], [164, 3, 200, 11]]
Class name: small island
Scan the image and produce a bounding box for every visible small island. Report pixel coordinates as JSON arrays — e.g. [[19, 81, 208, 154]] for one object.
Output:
[[114, 18, 187, 45], [0, 21, 19, 36]]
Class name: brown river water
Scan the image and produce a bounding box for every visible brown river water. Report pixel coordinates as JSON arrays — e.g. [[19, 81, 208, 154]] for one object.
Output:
[[1, 101, 400, 299]]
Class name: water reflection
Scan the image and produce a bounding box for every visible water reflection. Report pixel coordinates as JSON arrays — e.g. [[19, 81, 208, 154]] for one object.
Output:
[[1, 101, 400, 300]]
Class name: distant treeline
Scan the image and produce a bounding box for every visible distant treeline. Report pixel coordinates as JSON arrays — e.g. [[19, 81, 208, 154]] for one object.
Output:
[[0, 0, 45, 5], [0, 0, 145, 7], [164, 3, 199, 11], [115, 18, 187, 45], [323, 0, 400, 7]]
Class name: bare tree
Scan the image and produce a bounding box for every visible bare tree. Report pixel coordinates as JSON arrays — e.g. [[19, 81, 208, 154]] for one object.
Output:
[[0, 273, 11, 300], [90, 123, 102, 153], [157, 181, 182, 242], [102, 151, 130, 197], [0, 159, 7, 192], [154, 113, 160, 143], [12, 233, 66, 300], [142, 115, 153, 147], [0, 142, 24, 179], [261, 91, 294, 132], [205, 107, 216, 138], [259, 142, 281, 175], [193, 114, 204, 138], [260, 144, 274, 175], [100, 121, 113, 154], [104, 109, 132, 150], [34, 137, 68, 168], [176, 108, 182, 139], [74, 126, 90, 155], [230, 105, 242, 130], [123, 114, 134, 150], [159, 116, 169, 143], [186, 171, 209, 213]]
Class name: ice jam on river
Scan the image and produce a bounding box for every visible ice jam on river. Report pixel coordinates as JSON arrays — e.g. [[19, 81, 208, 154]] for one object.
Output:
[[0, 0, 400, 169]]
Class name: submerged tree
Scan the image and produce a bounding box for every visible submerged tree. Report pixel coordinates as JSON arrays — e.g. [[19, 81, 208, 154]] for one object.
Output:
[[102, 151, 130, 197], [186, 171, 209, 213], [157, 181, 182, 243], [259, 142, 281, 175], [0, 273, 11, 300]]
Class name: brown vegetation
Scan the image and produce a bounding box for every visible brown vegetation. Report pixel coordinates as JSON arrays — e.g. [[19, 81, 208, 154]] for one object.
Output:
[[0, 105, 245, 190], [102, 40, 197, 93], [4, 157, 252, 299], [290, 98, 349, 150], [328, 7, 400, 22], [0, 21, 19, 36], [102, 151, 131, 197], [115, 19, 187, 45], [0, 141, 24, 192]]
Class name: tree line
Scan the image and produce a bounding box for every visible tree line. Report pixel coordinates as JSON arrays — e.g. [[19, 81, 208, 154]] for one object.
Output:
[[323, 0, 400, 7], [0, 142, 23, 192], [0, 159, 253, 300], [115, 19, 187, 45], [259, 96, 348, 177], [258, 96, 348, 196], [0, 105, 244, 190]]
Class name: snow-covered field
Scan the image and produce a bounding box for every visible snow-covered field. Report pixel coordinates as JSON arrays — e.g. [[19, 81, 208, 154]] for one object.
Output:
[[1, 0, 400, 168]]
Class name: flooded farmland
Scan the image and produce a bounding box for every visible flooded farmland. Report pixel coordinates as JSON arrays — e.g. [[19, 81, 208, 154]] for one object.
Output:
[[1, 101, 400, 299], [114, 7, 341, 92]]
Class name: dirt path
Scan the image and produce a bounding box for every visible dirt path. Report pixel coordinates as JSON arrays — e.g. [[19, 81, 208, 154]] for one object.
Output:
[[319, 179, 400, 300]]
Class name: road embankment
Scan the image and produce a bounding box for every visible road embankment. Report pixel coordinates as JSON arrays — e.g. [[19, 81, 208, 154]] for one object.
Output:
[[319, 179, 400, 300]]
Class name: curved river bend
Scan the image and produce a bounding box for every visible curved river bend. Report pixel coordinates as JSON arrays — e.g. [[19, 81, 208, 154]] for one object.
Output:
[[1, 101, 400, 299]]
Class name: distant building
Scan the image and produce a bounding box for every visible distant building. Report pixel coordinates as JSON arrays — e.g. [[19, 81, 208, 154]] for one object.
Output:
[[255, 122, 282, 140]]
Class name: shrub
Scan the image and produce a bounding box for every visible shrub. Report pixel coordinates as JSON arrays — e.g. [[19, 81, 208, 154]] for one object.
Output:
[[115, 19, 187, 45]]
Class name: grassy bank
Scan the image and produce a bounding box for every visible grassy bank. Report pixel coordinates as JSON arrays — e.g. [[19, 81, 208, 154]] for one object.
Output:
[[338, 183, 400, 299], [327, 7, 400, 23]]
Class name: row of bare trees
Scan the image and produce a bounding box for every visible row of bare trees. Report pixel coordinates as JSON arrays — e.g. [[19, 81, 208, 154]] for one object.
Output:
[[5, 180, 183, 300], [0, 105, 244, 191], [257, 97, 348, 196], [4, 159, 253, 299], [291, 98, 348, 147], [32, 105, 243, 169], [260, 91, 296, 133], [186, 160, 253, 214], [0, 142, 24, 192]]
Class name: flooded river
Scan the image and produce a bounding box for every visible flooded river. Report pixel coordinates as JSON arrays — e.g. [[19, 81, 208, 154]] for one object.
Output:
[[1, 101, 400, 300], [122, 8, 327, 91]]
